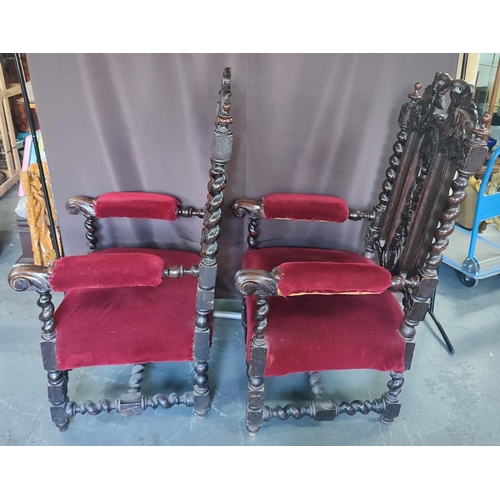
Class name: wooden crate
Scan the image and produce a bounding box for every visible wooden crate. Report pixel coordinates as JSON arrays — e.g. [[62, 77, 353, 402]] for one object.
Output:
[[0, 64, 21, 198]]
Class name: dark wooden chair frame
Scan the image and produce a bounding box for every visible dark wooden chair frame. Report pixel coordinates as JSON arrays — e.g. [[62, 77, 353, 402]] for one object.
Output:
[[232, 73, 490, 435], [8, 68, 233, 431]]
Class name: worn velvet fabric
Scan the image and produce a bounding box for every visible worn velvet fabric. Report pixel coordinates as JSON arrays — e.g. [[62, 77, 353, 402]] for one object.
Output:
[[243, 246, 405, 376], [50, 252, 165, 291], [246, 292, 406, 377], [276, 261, 392, 297], [242, 246, 376, 270], [262, 193, 349, 223], [54, 248, 200, 370], [94, 192, 180, 220]]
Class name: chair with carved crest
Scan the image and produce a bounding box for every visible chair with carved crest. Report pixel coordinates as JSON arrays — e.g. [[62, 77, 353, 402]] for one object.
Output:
[[232, 72, 490, 435], [8, 68, 233, 431]]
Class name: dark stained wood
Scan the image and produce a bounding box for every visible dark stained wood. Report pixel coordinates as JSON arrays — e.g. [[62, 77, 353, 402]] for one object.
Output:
[[7, 68, 233, 431], [233, 72, 490, 434]]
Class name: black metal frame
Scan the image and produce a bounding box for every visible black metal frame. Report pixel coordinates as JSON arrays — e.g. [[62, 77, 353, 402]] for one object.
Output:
[[14, 53, 63, 259]]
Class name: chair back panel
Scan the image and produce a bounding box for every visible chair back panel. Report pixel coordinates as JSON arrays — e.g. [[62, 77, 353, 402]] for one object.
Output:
[[373, 72, 489, 277]]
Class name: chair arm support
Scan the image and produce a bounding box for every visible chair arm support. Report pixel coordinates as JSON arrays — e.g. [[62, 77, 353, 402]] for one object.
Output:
[[49, 253, 165, 291], [68, 192, 182, 220], [234, 261, 395, 298], [163, 264, 200, 278], [274, 261, 393, 297], [9, 264, 53, 292], [390, 274, 421, 292], [348, 209, 376, 221], [232, 193, 350, 223], [176, 207, 205, 218]]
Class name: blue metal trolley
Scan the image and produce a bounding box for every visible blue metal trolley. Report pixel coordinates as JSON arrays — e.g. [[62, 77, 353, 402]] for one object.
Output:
[[443, 146, 500, 286]]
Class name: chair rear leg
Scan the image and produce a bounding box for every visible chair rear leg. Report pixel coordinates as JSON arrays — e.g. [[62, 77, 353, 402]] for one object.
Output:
[[381, 371, 404, 424], [118, 364, 146, 416], [308, 371, 324, 399]]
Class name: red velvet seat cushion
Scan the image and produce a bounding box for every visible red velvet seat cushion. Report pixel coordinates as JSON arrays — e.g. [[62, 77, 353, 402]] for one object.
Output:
[[54, 248, 200, 370], [246, 292, 405, 376], [243, 247, 405, 376], [94, 192, 180, 220], [262, 193, 349, 223]]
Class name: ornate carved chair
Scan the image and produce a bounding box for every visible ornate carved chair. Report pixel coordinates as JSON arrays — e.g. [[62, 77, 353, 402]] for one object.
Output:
[[8, 68, 233, 431], [232, 72, 490, 435]]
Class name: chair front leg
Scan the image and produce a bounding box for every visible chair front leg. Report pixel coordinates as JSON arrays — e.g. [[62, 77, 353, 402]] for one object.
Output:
[[38, 290, 70, 431], [381, 371, 404, 424], [247, 296, 269, 435]]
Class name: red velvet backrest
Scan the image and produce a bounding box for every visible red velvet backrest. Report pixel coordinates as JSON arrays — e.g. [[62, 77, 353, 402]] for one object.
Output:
[[262, 193, 349, 223], [94, 192, 180, 220], [276, 261, 392, 297], [50, 253, 165, 291]]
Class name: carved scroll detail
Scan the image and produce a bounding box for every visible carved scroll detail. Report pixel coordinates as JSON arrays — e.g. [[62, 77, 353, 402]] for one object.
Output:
[[216, 68, 233, 126], [235, 268, 280, 297], [231, 199, 264, 248], [231, 198, 265, 248], [66, 196, 98, 253], [66, 196, 96, 217], [9, 264, 52, 292], [231, 198, 264, 219]]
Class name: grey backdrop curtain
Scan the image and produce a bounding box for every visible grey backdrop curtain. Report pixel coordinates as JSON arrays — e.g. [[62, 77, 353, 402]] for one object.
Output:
[[27, 53, 458, 298]]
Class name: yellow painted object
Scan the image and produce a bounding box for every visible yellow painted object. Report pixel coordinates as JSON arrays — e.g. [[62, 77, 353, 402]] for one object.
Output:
[[20, 162, 62, 266], [457, 175, 500, 231]]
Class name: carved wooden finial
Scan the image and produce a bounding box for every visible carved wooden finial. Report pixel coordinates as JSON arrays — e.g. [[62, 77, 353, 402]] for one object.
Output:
[[408, 82, 422, 101], [473, 113, 491, 141]]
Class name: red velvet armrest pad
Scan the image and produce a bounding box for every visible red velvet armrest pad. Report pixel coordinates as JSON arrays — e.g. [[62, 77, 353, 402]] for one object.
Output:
[[276, 262, 392, 297], [50, 253, 165, 291], [262, 193, 349, 222], [94, 192, 180, 220]]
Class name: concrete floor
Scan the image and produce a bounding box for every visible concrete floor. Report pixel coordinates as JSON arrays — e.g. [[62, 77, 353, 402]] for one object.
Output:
[[1, 186, 500, 446]]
